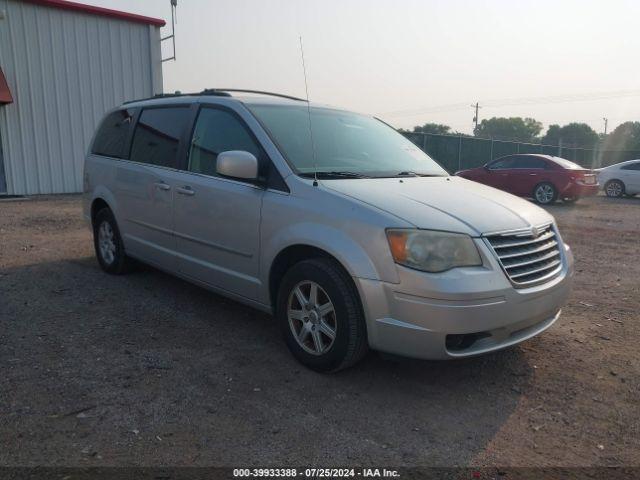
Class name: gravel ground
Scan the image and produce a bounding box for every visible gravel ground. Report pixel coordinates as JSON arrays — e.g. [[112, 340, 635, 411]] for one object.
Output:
[[0, 194, 638, 468]]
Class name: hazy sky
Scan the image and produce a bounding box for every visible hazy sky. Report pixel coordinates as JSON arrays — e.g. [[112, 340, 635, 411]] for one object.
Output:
[[88, 0, 640, 135]]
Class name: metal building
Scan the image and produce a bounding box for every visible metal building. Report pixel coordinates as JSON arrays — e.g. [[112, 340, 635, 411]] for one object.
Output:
[[0, 0, 165, 195]]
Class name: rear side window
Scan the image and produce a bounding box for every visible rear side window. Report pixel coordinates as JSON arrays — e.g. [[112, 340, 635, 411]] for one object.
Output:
[[188, 108, 262, 177], [129, 107, 191, 168], [91, 109, 136, 158], [621, 162, 640, 171], [489, 157, 516, 169], [513, 156, 547, 169]]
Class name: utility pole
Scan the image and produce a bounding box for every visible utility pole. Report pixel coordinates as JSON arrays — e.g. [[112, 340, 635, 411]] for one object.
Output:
[[603, 117, 608, 135], [471, 102, 481, 132]]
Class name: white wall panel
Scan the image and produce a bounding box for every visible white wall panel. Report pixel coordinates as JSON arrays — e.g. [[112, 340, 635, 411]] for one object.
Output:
[[0, 0, 163, 195]]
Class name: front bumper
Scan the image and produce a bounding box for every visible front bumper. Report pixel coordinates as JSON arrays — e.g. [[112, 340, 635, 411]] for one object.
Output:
[[355, 240, 574, 360]]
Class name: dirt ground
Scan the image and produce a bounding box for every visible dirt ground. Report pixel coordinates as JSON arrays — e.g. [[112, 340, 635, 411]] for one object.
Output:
[[0, 194, 638, 468]]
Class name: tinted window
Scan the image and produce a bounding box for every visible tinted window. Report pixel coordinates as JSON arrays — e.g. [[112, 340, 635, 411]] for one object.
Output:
[[188, 108, 262, 177], [489, 157, 516, 169], [621, 162, 640, 171], [91, 109, 135, 158], [129, 107, 191, 168], [513, 156, 547, 169]]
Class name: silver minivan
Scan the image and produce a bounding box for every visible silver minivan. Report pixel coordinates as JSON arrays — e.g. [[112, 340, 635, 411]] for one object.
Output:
[[83, 90, 574, 372]]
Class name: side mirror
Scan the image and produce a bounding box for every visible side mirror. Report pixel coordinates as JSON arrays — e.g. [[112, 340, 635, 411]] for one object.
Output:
[[216, 151, 259, 180], [484, 165, 490, 171]]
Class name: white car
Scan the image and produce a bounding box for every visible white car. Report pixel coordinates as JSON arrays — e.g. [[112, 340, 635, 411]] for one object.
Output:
[[596, 160, 640, 197]]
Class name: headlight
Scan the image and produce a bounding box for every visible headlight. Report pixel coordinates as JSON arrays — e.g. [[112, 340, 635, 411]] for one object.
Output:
[[386, 229, 482, 273]]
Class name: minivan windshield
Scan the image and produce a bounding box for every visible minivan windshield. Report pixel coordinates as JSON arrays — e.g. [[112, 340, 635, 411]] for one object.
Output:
[[248, 104, 448, 178]]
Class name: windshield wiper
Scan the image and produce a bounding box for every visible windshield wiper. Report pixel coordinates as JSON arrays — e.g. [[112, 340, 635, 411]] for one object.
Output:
[[395, 171, 443, 177], [300, 171, 370, 179]]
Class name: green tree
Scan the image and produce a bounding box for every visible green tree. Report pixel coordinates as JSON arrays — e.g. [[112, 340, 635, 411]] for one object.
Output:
[[542, 122, 599, 147], [412, 123, 452, 135], [473, 117, 542, 142], [541, 125, 562, 145], [604, 121, 640, 151]]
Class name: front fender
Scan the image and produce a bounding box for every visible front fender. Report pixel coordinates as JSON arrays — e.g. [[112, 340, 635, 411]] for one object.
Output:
[[260, 222, 399, 305]]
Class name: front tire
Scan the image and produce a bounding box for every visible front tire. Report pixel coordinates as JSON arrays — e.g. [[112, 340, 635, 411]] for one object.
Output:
[[277, 258, 368, 372], [533, 182, 558, 205], [605, 179, 625, 198], [93, 208, 133, 274]]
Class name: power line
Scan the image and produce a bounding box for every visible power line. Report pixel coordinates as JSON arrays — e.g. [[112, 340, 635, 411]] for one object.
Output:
[[381, 88, 640, 118]]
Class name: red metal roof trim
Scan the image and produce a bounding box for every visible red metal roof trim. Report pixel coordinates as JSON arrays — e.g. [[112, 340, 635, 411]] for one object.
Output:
[[22, 0, 166, 27], [0, 67, 13, 105]]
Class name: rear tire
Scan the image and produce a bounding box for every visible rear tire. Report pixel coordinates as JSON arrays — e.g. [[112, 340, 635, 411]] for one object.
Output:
[[605, 179, 625, 198], [533, 182, 558, 205], [276, 258, 368, 372], [93, 208, 133, 274]]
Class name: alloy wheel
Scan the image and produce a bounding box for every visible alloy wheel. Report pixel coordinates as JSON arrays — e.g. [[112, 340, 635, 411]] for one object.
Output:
[[606, 181, 623, 197], [535, 184, 555, 204], [98, 221, 116, 265], [287, 281, 337, 356]]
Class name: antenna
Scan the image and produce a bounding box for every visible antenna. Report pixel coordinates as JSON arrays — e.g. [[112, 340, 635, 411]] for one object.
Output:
[[299, 36, 318, 187]]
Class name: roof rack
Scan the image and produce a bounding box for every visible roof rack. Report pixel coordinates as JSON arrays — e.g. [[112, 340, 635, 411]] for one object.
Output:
[[122, 88, 305, 105], [122, 90, 230, 105], [209, 89, 307, 102]]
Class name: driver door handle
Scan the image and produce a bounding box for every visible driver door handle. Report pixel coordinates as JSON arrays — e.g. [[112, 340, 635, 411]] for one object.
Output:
[[154, 182, 171, 191], [176, 185, 195, 196]]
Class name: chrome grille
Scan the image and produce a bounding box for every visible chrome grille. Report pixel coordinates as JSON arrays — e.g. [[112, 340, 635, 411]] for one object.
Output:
[[486, 224, 563, 287]]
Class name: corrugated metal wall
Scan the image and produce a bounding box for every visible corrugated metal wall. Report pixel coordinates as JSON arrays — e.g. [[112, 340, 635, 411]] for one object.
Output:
[[0, 0, 163, 195]]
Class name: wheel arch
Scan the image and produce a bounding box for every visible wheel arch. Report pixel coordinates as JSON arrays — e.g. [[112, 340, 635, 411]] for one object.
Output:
[[261, 221, 391, 309], [88, 186, 119, 227], [605, 178, 625, 189], [533, 180, 557, 190], [90, 197, 111, 226], [268, 244, 361, 312]]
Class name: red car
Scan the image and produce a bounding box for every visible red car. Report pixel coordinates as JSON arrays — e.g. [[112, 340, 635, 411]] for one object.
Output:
[[456, 154, 599, 205]]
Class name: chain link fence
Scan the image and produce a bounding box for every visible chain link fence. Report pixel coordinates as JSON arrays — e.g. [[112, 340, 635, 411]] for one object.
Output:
[[402, 132, 640, 173]]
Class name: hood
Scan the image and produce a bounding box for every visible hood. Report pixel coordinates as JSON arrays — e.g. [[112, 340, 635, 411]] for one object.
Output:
[[321, 176, 553, 236]]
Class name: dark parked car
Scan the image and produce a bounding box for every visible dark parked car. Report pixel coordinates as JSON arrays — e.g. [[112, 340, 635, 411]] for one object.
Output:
[[456, 154, 599, 205]]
